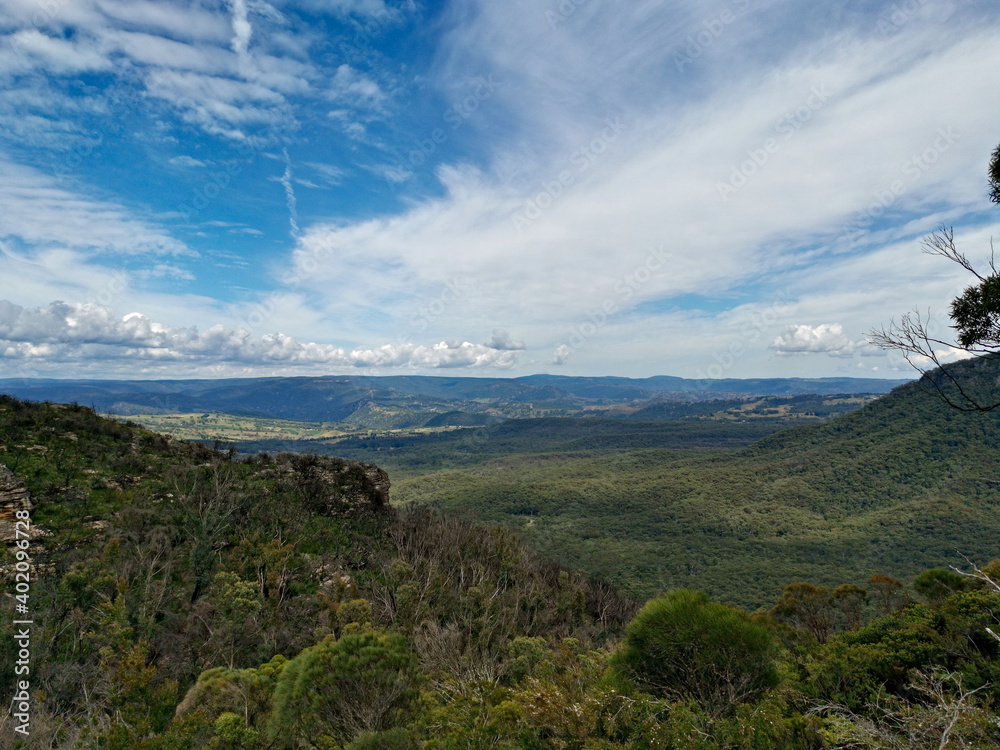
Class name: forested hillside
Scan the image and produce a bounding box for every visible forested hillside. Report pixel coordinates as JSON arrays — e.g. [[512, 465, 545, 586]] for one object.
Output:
[[1, 394, 999, 749], [0, 396, 632, 748], [329, 371, 1000, 607]]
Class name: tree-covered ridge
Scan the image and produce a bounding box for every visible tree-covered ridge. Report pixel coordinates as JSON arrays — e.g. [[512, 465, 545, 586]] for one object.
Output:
[[0, 396, 633, 748], [333, 362, 999, 608], [0, 374, 905, 431]]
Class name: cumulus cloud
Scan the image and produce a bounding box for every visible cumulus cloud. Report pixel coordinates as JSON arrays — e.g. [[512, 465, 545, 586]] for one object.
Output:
[[770, 324, 882, 358], [485, 329, 525, 351], [551, 344, 571, 365], [0, 300, 522, 370]]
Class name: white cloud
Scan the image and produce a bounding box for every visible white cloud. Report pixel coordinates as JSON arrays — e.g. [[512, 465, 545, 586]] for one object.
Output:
[[248, 1, 286, 25], [770, 323, 881, 358], [144, 69, 292, 140], [169, 155, 206, 167], [292, 0, 396, 20], [228, 0, 252, 55], [486, 329, 525, 350], [0, 246, 133, 309], [364, 162, 412, 184], [103, 30, 234, 75], [133, 263, 195, 281], [279, 148, 299, 238], [329, 64, 386, 107], [271, 11, 1000, 377], [0, 1, 313, 146], [0, 300, 523, 371], [94, 0, 233, 44], [0, 1, 998, 380], [0, 111, 84, 149], [305, 161, 346, 185], [6, 29, 111, 73], [0, 156, 190, 256]]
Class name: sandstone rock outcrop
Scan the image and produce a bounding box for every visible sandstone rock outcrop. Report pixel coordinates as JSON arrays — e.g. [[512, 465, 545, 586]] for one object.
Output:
[[0, 464, 36, 543]]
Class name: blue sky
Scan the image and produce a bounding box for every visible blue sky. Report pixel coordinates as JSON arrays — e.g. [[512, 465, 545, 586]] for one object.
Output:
[[1, 0, 999, 380]]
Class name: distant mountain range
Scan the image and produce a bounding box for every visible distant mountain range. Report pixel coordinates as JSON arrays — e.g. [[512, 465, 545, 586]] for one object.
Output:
[[0, 374, 911, 426]]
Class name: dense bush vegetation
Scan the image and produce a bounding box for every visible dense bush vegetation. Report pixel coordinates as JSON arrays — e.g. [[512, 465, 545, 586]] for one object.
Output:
[[1, 395, 998, 748], [314, 374, 1000, 607]]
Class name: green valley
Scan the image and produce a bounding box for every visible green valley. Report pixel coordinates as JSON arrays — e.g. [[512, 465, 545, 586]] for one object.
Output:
[[171, 379, 998, 609], [2, 375, 999, 748]]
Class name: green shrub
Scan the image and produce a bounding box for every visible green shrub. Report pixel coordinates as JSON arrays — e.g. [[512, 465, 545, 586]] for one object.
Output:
[[609, 589, 780, 715], [913, 568, 967, 603], [269, 630, 424, 747], [346, 727, 419, 750]]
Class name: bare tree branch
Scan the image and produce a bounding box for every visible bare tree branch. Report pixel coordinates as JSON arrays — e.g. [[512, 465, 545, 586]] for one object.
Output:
[[812, 671, 993, 750], [948, 553, 1000, 594], [870, 227, 1000, 412]]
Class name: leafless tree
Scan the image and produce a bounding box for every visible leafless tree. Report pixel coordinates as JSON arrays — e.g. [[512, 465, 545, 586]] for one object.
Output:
[[814, 670, 995, 749], [869, 227, 1000, 412], [948, 555, 1000, 645]]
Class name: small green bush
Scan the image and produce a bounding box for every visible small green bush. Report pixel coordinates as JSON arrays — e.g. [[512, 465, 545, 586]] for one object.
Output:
[[610, 589, 780, 715]]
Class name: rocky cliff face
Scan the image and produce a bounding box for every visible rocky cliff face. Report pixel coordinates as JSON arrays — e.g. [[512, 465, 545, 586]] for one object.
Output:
[[0, 396, 395, 587], [267, 452, 391, 517], [0, 464, 38, 543]]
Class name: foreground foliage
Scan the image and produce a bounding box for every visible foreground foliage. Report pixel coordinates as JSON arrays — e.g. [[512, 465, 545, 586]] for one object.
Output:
[[1, 396, 998, 749]]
